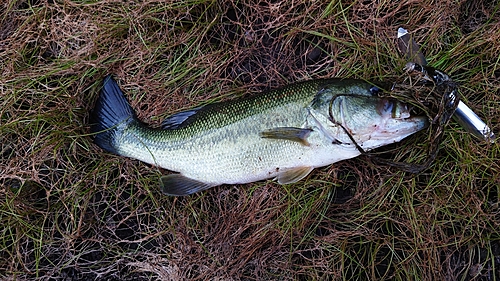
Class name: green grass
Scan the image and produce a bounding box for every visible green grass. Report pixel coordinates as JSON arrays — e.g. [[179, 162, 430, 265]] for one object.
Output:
[[1, 0, 500, 280]]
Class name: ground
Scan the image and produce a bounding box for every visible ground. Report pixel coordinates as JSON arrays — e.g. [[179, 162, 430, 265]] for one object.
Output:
[[1, 0, 499, 280]]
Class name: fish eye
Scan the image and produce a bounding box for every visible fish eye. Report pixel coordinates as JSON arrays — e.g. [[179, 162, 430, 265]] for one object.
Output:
[[370, 86, 382, 96]]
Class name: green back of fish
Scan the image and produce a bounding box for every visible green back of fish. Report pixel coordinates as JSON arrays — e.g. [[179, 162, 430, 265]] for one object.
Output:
[[164, 80, 320, 137], [134, 78, 373, 141]]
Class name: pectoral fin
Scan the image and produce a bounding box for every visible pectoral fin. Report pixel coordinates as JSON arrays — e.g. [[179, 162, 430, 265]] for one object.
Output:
[[260, 127, 313, 146], [277, 166, 314, 184], [160, 174, 213, 196]]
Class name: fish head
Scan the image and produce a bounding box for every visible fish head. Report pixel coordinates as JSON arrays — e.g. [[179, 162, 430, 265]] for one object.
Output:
[[336, 96, 428, 149], [312, 82, 429, 150]]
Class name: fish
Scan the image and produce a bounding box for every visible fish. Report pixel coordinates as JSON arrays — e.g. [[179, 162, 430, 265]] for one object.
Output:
[[90, 76, 428, 196]]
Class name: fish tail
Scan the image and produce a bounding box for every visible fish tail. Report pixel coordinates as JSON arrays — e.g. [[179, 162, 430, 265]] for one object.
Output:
[[90, 75, 137, 154]]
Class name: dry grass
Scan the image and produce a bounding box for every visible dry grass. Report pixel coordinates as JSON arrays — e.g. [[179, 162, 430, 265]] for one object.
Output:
[[1, 0, 499, 280]]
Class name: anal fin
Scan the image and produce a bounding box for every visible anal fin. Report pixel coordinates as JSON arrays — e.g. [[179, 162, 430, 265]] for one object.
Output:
[[276, 166, 314, 184], [160, 174, 213, 196], [260, 127, 313, 146]]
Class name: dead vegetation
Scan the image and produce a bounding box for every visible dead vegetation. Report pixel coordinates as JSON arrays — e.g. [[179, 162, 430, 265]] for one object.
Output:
[[1, 0, 499, 280]]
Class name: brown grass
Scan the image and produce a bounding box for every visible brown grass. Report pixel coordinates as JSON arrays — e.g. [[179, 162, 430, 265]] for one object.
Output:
[[1, 0, 500, 280]]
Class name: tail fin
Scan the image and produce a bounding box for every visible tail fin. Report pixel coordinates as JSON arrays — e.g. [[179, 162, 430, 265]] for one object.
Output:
[[90, 76, 136, 154]]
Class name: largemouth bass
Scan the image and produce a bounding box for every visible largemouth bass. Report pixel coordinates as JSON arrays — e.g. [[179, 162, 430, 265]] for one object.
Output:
[[90, 76, 428, 196]]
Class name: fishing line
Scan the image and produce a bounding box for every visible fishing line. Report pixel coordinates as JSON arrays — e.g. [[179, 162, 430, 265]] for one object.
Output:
[[370, 64, 460, 173]]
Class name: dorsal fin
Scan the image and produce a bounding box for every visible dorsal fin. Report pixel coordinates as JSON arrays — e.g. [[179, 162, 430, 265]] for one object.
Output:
[[161, 106, 205, 129]]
